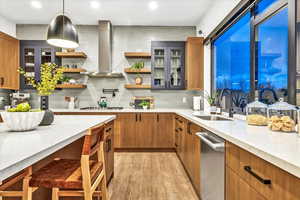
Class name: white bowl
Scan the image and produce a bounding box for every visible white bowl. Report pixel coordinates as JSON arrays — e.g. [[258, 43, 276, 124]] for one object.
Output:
[[0, 111, 45, 131]]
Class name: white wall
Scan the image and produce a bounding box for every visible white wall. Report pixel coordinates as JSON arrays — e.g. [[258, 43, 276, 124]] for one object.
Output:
[[196, 0, 240, 111], [0, 15, 16, 37]]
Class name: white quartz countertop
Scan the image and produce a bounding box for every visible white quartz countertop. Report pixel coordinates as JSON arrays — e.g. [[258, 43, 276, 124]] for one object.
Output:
[[52, 108, 300, 178], [0, 115, 116, 182], [52, 108, 187, 113]]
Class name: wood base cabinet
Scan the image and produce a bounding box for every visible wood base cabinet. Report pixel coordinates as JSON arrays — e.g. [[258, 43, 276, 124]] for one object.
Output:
[[117, 113, 174, 149], [226, 142, 300, 200], [174, 115, 201, 196], [104, 121, 114, 184]]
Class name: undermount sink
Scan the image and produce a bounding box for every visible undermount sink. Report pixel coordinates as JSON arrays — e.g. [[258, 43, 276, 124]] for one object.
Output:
[[195, 115, 232, 121]]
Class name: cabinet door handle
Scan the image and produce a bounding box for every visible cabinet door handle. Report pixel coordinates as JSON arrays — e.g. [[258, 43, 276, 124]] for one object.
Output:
[[175, 128, 178, 133], [139, 114, 142, 121], [244, 166, 271, 185], [136, 114, 138, 122], [106, 127, 112, 133], [108, 139, 111, 152], [0, 77, 4, 86], [187, 122, 191, 134], [176, 118, 183, 123], [105, 140, 110, 152], [157, 114, 159, 122]]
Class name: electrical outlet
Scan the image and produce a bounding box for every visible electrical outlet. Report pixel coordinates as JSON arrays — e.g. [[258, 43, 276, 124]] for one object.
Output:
[[182, 97, 187, 103]]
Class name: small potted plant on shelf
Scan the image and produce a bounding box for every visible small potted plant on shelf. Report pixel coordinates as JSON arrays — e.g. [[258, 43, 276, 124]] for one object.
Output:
[[204, 91, 219, 114], [131, 62, 144, 85], [19, 63, 63, 126], [139, 100, 150, 110]]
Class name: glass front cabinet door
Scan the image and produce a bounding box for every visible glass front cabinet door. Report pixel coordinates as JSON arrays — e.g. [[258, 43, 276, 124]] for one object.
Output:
[[20, 40, 61, 89], [151, 41, 185, 90]]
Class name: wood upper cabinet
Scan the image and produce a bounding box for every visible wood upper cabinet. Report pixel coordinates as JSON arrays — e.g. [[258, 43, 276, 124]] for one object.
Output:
[[226, 142, 300, 200], [154, 113, 174, 148], [0, 32, 20, 90], [185, 37, 204, 90]]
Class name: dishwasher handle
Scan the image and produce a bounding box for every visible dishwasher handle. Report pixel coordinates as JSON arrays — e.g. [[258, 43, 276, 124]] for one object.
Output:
[[196, 132, 224, 152]]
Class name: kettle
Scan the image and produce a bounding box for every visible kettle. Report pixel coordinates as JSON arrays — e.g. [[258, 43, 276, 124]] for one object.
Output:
[[98, 97, 108, 109]]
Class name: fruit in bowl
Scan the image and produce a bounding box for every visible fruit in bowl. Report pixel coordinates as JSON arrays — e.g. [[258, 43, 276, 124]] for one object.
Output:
[[1, 103, 45, 132]]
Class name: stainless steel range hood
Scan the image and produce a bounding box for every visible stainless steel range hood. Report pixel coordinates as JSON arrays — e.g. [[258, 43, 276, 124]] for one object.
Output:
[[88, 20, 124, 78]]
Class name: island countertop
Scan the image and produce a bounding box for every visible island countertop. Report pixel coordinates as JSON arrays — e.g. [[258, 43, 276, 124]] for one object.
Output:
[[0, 115, 116, 182]]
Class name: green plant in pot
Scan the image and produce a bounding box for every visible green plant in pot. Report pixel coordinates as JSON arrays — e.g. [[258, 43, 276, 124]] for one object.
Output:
[[204, 90, 219, 114], [19, 63, 63, 126], [131, 62, 144, 85], [139, 100, 150, 110]]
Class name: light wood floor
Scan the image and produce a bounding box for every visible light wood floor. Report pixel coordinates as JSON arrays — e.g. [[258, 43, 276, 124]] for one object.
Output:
[[108, 152, 199, 200]]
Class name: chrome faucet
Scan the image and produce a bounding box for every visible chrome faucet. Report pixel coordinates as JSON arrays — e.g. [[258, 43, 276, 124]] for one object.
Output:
[[218, 89, 235, 117]]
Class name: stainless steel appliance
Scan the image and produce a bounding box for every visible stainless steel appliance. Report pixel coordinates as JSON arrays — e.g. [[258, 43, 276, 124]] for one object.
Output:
[[196, 131, 225, 200]]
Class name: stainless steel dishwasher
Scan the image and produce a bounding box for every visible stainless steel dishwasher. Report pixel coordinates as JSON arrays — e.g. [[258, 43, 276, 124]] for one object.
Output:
[[196, 131, 225, 200]]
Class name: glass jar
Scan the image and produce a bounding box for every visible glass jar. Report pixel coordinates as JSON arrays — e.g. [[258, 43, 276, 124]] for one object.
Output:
[[246, 98, 268, 126], [268, 98, 297, 132]]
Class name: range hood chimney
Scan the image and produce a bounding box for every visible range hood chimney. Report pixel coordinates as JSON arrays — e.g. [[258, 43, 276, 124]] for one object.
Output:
[[89, 20, 123, 78]]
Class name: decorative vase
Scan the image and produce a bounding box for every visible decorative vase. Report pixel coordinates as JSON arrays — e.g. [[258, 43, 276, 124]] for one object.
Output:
[[39, 96, 54, 126], [209, 106, 217, 114], [135, 76, 143, 85]]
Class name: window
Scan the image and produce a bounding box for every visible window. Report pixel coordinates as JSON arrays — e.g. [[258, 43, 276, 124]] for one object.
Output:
[[256, 8, 288, 92], [213, 12, 251, 92], [255, 0, 279, 15], [211, 0, 289, 111]]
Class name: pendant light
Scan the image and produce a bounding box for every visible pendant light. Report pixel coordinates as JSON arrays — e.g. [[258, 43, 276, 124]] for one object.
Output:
[[47, 0, 79, 48]]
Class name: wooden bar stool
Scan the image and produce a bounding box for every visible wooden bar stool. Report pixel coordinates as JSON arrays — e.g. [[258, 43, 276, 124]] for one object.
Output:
[[29, 124, 109, 200], [0, 167, 34, 200]]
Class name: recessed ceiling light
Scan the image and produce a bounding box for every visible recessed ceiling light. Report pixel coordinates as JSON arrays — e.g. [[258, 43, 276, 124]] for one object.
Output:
[[30, 0, 42, 9], [149, 1, 158, 11], [90, 1, 100, 9]]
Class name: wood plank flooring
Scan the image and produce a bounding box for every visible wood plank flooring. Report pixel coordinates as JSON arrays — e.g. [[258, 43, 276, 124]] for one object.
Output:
[[108, 152, 199, 200]]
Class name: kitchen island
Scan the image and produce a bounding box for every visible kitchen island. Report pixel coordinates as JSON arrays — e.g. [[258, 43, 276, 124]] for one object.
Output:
[[0, 115, 116, 182]]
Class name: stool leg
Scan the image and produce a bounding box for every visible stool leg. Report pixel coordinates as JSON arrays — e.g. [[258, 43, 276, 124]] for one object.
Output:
[[52, 188, 59, 200], [101, 178, 108, 200], [22, 177, 32, 200]]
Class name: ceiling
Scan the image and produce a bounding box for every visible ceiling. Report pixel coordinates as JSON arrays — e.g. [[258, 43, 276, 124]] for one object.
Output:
[[0, 0, 218, 26]]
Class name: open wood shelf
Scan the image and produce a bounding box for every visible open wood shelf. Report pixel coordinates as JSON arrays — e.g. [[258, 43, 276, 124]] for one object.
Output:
[[124, 52, 151, 58], [124, 68, 151, 74], [61, 68, 87, 73], [56, 84, 87, 89], [124, 84, 151, 89], [56, 52, 87, 58]]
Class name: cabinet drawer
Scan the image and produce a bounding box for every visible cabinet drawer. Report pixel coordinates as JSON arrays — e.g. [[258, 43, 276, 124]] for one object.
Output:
[[226, 142, 300, 200], [175, 116, 185, 129]]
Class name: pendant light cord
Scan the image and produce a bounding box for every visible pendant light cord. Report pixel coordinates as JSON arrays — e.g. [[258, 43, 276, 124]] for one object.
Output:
[[62, 0, 65, 39]]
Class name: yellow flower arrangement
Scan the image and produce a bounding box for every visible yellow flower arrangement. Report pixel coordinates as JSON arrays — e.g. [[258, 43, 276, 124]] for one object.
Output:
[[19, 63, 63, 96]]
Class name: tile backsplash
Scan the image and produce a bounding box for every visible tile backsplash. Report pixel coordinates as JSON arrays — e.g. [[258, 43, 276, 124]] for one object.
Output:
[[8, 25, 203, 109]]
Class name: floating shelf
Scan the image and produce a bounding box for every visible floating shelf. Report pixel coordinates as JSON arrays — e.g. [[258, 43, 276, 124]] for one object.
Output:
[[56, 52, 87, 58], [56, 84, 87, 89], [124, 84, 151, 89], [61, 68, 87, 73], [124, 68, 151, 74], [124, 52, 151, 58]]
